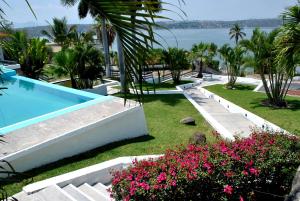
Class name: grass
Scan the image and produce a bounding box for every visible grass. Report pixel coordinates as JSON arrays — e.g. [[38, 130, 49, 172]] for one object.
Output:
[[113, 80, 193, 91], [3, 94, 214, 196], [205, 84, 300, 135]]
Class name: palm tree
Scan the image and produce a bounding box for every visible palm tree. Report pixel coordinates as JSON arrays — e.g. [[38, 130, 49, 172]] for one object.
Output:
[[162, 48, 190, 84], [229, 24, 246, 45], [191, 42, 208, 78], [61, 0, 112, 78], [51, 49, 78, 88], [94, 18, 116, 49], [41, 17, 77, 48], [240, 28, 295, 107], [60, 0, 170, 97], [276, 3, 300, 66]]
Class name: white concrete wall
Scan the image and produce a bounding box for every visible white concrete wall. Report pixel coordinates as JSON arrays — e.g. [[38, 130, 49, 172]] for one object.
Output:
[[84, 85, 108, 96], [1, 106, 148, 173]]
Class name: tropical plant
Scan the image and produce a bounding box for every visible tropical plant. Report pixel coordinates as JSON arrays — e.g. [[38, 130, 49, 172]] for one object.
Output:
[[190, 43, 208, 78], [21, 38, 51, 79], [276, 3, 300, 73], [229, 24, 246, 45], [73, 43, 104, 89], [41, 17, 77, 48], [219, 44, 245, 88], [0, 31, 28, 62], [50, 49, 78, 88], [240, 28, 296, 107], [94, 18, 116, 49], [162, 48, 190, 84], [60, 0, 176, 96], [50, 44, 104, 89], [0, 31, 50, 79], [111, 131, 300, 201]]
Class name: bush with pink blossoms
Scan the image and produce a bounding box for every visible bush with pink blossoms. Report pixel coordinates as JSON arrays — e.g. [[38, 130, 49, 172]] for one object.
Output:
[[110, 131, 300, 201]]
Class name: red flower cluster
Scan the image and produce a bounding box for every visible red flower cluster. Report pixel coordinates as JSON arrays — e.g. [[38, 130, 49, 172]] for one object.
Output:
[[110, 132, 300, 201]]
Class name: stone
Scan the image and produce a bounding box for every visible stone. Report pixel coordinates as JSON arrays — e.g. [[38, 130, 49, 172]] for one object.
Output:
[[285, 166, 300, 201], [189, 132, 207, 145], [180, 117, 196, 125]]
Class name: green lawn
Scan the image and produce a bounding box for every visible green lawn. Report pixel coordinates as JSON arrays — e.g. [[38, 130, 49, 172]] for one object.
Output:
[[113, 80, 193, 91], [205, 84, 300, 135], [3, 94, 214, 196]]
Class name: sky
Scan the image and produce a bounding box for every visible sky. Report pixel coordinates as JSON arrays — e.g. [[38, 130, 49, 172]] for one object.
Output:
[[3, 0, 297, 28]]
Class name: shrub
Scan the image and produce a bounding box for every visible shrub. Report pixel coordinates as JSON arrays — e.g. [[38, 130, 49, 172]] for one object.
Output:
[[110, 132, 300, 201]]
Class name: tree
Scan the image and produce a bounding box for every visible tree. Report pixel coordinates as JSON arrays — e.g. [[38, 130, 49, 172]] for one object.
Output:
[[50, 49, 78, 88], [41, 17, 77, 48], [191, 43, 208, 78], [60, 0, 171, 97], [162, 48, 190, 84], [229, 24, 246, 45], [276, 2, 300, 67], [219, 44, 245, 88], [240, 28, 295, 107], [94, 18, 116, 49]]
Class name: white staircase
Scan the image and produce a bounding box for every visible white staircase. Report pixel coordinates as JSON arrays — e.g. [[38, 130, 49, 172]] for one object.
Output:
[[9, 156, 161, 201], [11, 182, 112, 201]]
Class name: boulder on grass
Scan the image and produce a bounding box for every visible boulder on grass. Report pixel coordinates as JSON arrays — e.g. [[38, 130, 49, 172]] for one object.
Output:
[[189, 132, 207, 145], [180, 117, 196, 125]]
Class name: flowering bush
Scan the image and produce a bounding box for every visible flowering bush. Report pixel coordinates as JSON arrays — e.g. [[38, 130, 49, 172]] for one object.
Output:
[[110, 132, 300, 201]]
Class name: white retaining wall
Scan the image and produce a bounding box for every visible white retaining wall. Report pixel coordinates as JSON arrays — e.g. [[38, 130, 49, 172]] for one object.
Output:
[[1, 106, 148, 173]]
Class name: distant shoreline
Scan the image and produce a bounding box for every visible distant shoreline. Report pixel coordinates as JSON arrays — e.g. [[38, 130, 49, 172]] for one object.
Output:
[[18, 18, 281, 38]]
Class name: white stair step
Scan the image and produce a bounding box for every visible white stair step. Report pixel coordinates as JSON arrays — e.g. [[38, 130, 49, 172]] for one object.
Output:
[[33, 185, 76, 201], [62, 184, 94, 201], [78, 183, 110, 201], [92, 182, 111, 198]]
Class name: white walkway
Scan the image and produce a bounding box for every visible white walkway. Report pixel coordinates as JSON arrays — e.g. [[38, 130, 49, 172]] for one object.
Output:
[[185, 87, 256, 139]]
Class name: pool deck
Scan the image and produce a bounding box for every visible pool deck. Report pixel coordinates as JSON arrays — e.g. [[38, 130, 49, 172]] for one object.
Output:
[[0, 97, 139, 158]]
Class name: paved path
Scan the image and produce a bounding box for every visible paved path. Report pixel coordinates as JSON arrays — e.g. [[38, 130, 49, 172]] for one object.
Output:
[[185, 87, 256, 139]]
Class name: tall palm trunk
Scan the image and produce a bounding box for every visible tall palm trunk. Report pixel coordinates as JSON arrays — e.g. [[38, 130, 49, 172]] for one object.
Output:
[[197, 59, 203, 78], [101, 17, 111, 78], [116, 33, 126, 93]]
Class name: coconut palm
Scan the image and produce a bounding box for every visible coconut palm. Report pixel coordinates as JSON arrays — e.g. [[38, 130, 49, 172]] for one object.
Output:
[[191, 43, 209, 78], [41, 17, 77, 48], [94, 18, 116, 49], [60, 0, 170, 97], [61, 0, 112, 78], [229, 24, 246, 45], [276, 3, 300, 66]]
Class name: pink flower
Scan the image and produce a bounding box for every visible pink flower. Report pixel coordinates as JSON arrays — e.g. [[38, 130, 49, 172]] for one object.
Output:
[[157, 172, 167, 183], [242, 170, 248, 176], [249, 167, 259, 176], [225, 171, 234, 178], [240, 195, 244, 201], [223, 185, 233, 195]]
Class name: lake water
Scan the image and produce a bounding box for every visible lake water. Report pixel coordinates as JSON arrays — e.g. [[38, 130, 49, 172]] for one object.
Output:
[[153, 27, 275, 50]]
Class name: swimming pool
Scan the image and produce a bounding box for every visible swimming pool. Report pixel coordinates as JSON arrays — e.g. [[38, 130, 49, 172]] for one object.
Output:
[[0, 69, 112, 134]]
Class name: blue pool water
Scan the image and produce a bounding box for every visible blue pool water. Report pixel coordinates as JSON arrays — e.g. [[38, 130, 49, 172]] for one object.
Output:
[[0, 73, 111, 134]]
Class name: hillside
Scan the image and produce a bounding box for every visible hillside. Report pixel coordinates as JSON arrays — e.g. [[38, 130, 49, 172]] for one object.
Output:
[[18, 18, 282, 38]]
